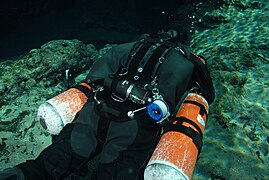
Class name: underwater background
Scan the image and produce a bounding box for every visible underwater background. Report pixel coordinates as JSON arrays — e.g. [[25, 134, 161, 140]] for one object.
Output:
[[0, 0, 268, 179]]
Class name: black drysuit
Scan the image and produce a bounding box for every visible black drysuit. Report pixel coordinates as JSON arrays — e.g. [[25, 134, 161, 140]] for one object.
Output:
[[13, 35, 195, 180]]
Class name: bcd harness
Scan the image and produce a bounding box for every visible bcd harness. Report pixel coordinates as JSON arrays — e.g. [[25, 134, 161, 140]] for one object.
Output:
[[101, 34, 185, 123], [95, 33, 215, 152], [102, 33, 214, 107]]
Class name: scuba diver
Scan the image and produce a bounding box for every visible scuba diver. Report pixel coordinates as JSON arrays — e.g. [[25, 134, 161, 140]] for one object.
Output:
[[0, 20, 215, 180]]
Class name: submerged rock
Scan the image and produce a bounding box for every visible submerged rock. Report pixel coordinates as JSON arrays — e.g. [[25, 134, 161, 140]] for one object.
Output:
[[0, 39, 98, 105], [0, 39, 99, 170], [192, 1, 269, 179]]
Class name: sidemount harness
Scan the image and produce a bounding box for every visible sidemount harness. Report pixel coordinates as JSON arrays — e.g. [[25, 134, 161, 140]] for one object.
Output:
[[95, 33, 215, 124]]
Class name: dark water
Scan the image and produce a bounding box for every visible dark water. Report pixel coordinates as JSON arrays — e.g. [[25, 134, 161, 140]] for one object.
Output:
[[0, 0, 190, 60]]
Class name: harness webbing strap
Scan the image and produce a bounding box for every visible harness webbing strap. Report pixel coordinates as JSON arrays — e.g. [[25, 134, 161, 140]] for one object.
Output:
[[73, 84, 92, 98], [135, 44, 160, 78], [184, 100, 208, 120], [150, 47, 174, 80], [144, 35, 178, 47], [169, 116, 203, 153], [126, 42, 144, 68], [126, 42, 152, 81], [175, 117, 203, 137], [110, 75, 123, 95], [139, 45, 167, 84], [124, 35, 182, 86], [173, 90, 190, 115]]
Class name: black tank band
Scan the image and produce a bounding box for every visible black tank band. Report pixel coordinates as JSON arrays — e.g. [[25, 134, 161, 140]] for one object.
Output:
[[73, 84, 92, 98]]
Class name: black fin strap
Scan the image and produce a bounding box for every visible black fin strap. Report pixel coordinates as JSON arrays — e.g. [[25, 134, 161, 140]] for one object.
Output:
[[73, 84, 92, 98], [169, 118, 203, 153], [184, 100, 208, 120]]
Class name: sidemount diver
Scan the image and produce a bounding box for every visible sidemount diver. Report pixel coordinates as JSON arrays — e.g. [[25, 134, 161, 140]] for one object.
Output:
[[0, 21, 215, 180]]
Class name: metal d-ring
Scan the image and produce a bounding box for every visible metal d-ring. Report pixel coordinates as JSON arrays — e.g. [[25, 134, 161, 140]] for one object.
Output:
[[158, 57, 165, 63], [118, 68, 128, 76], [111, 93, 127, 102]]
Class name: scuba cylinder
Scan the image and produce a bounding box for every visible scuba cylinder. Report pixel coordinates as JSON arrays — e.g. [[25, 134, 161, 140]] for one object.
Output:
[[37, 82, 91, 135], [144, 93, 209, 180]]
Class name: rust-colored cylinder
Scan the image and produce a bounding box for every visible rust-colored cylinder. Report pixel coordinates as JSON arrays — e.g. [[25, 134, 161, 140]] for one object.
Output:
[[144, 93, 209, 180], [37, 83, 91, 135]]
